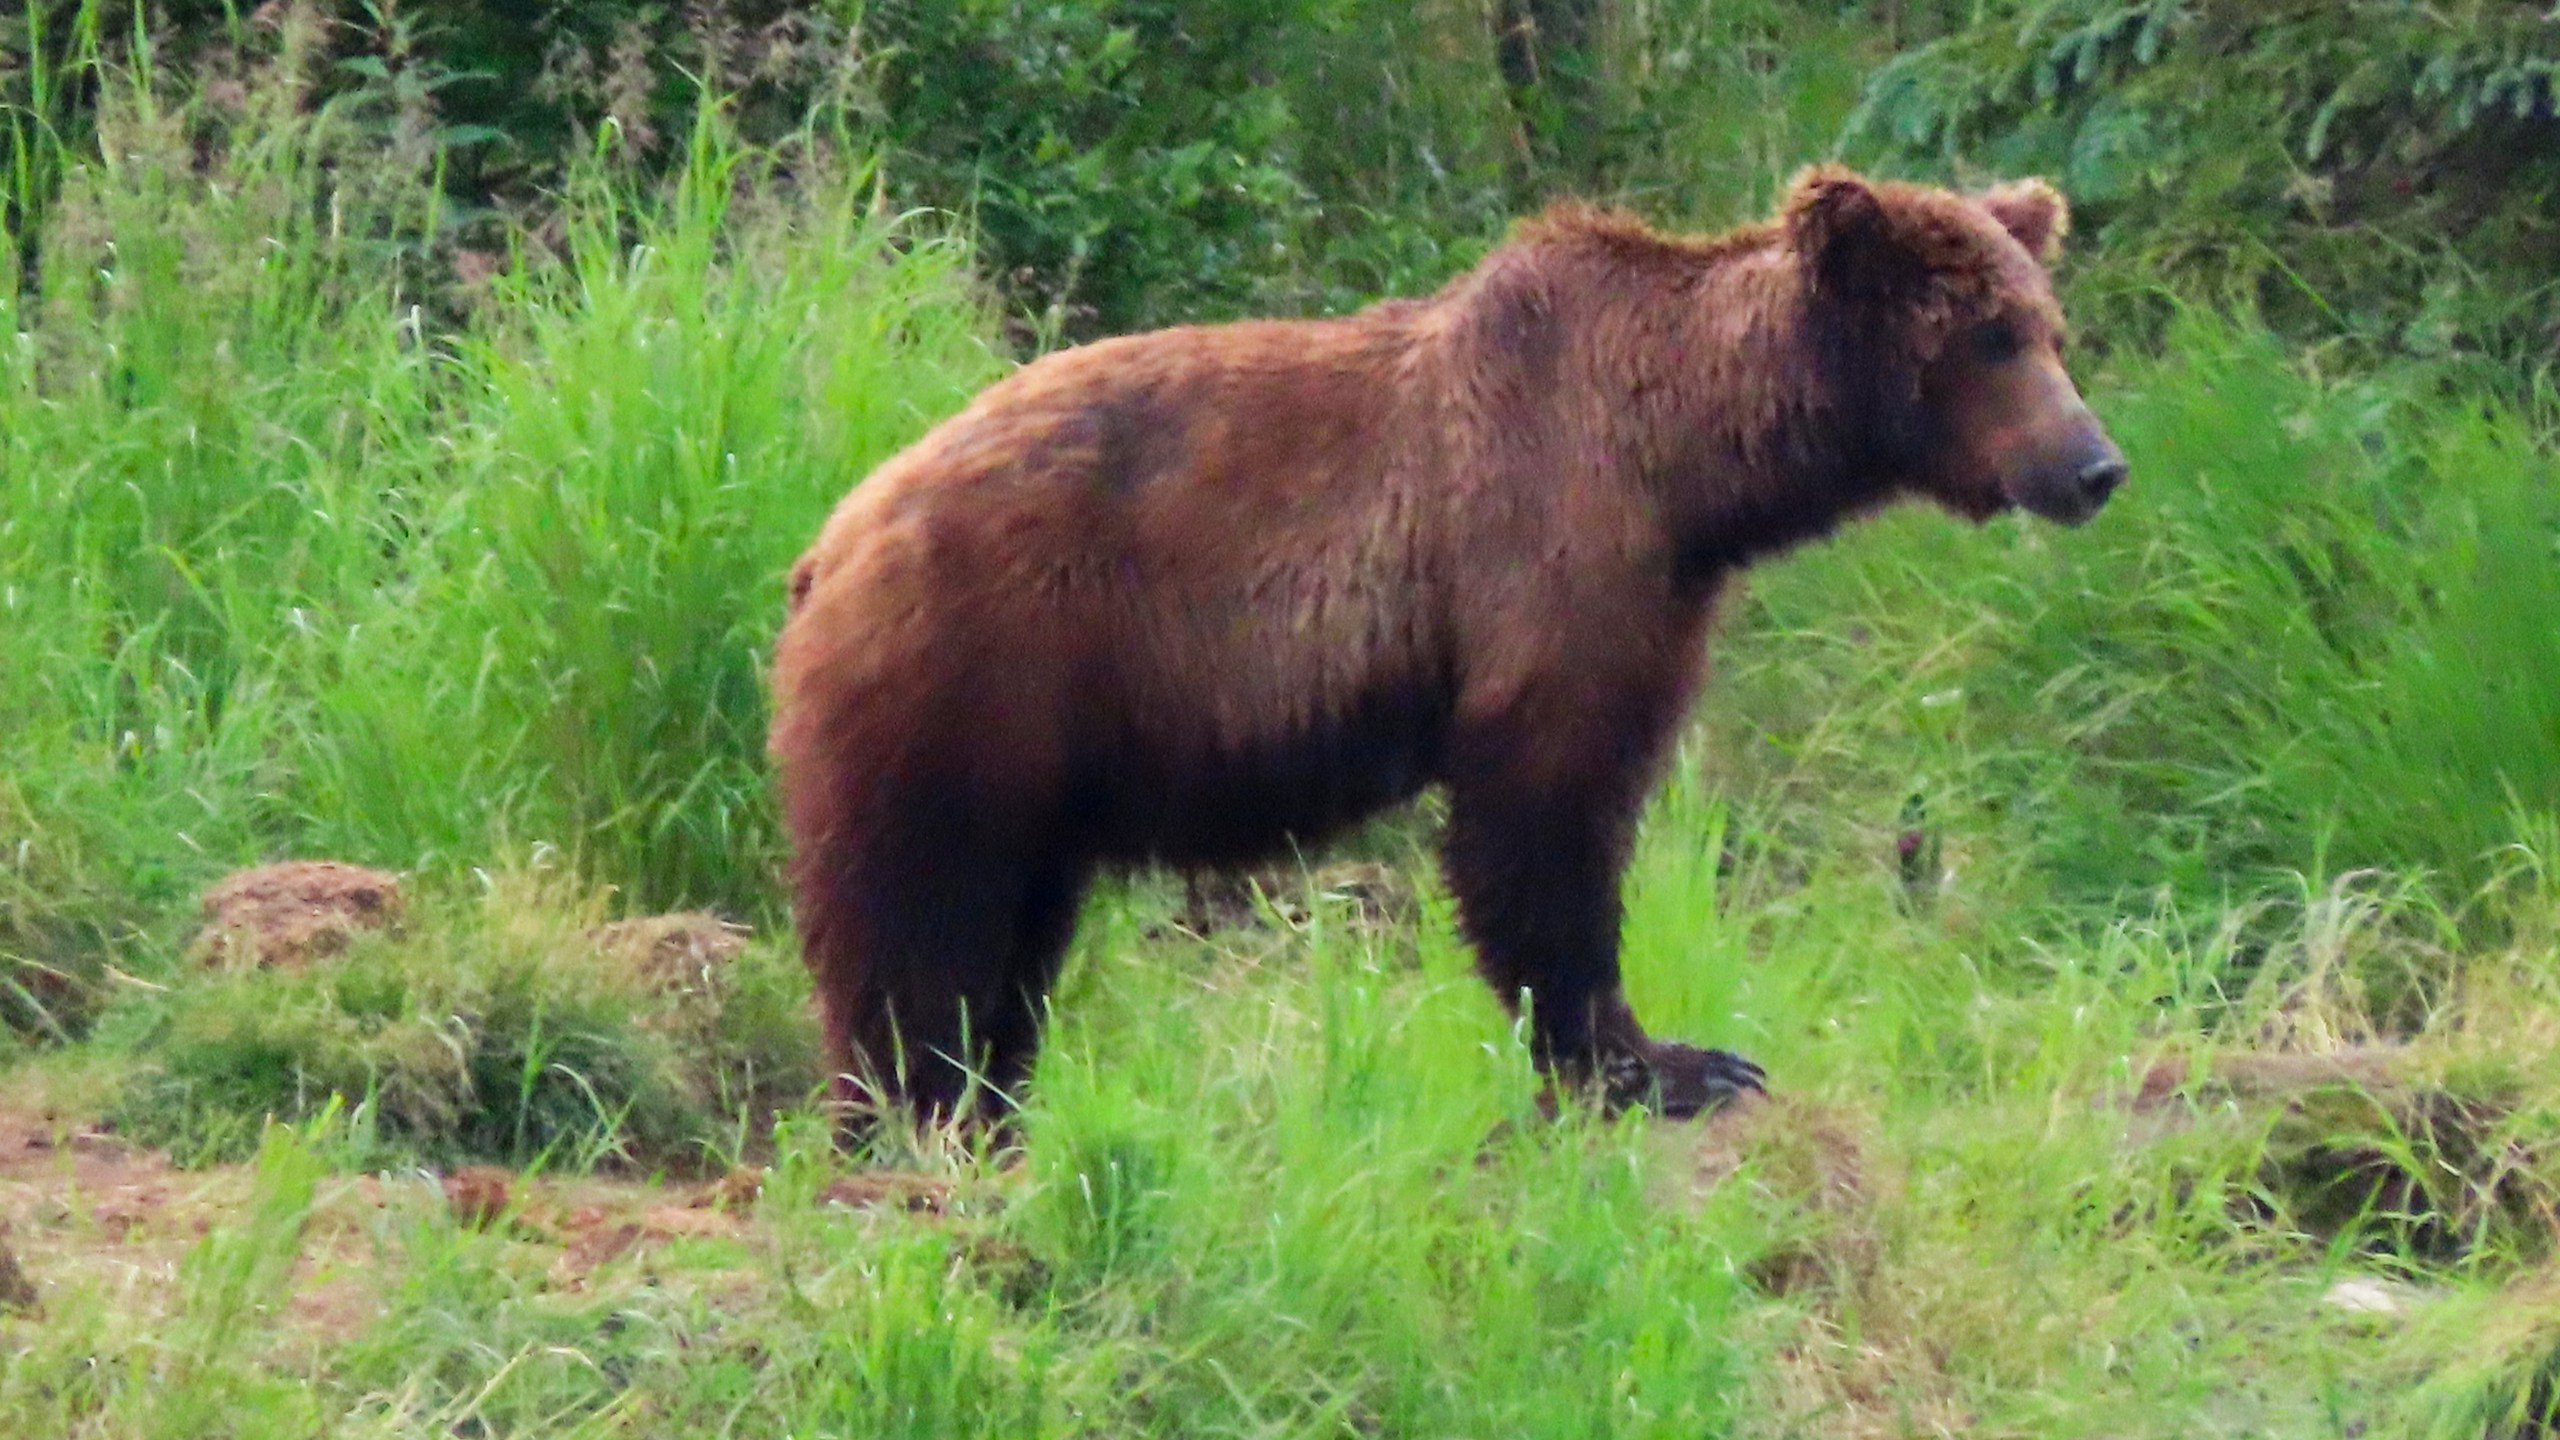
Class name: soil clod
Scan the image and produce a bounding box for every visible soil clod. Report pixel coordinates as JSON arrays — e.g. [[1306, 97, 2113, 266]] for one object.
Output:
[[191, 861, 405, 970], [692, 1166, 765, 1215], [442, 1165, 513, 1230]]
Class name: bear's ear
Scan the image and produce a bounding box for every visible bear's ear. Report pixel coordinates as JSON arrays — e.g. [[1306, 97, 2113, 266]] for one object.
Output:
[[1978, 178, 2069, 264], [1783, 165, 1919, 303]]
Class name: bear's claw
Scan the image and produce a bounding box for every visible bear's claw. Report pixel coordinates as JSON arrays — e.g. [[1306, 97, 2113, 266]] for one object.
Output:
[[1634, 1041, 1766, 1119]]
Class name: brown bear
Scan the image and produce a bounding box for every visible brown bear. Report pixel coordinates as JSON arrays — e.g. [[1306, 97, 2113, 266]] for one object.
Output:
[[770, 165, 2124, 1126]]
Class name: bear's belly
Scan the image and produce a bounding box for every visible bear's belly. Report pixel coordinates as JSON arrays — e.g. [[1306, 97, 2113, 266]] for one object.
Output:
[[1075, 686, 1449, 866]]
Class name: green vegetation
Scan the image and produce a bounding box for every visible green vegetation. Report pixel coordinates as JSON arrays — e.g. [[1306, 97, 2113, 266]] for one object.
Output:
[[2, 13, 1004, 1035], [95, 872, 823, 1170], [6, 1, 2560, 1435], [1722, 311, 2560, 919], [1851, 0, 2560, 378]]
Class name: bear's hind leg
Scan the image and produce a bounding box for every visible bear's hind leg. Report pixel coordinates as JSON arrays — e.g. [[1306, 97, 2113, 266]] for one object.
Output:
[[976, 858, 1093, 1111], [821, 854, 1093, 1133], [796, 813, 1056, 1130]]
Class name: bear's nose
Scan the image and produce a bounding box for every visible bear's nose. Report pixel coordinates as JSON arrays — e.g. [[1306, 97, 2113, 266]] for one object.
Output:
[[2074, 456, 2127, 508]]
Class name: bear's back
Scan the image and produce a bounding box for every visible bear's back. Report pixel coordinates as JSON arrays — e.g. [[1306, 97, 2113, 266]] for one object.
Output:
[[780, 300, 1474, 859]]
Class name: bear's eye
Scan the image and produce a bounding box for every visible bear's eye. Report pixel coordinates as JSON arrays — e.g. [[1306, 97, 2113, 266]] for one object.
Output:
[[1970, 319, 2022, 364]]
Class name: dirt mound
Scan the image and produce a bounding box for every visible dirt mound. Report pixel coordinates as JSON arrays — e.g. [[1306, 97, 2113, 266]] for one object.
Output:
[[590, 911, 750, 995], [1683, 1092, 1886, 1299], [191, 861, 405, 970], [2133, 1046, 2408, 1109], [692, 1165, 765, 1215]]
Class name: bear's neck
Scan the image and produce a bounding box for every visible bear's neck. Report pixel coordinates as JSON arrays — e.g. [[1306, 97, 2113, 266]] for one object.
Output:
[[1644, 254, 1904, 578], [1469, 226, 1907, 580]]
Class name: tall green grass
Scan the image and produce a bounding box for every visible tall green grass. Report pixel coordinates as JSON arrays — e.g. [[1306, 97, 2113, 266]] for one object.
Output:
[[2, 41, 1003, 1035], [292, 110, 1004, 901], [22, 830, 2560, 1436]]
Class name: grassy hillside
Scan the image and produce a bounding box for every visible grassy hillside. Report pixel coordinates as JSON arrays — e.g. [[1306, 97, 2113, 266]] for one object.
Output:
[[8, 17, 2560, 1440]]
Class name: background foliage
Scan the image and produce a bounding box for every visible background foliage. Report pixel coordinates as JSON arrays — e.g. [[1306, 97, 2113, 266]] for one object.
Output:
[[1851, 0, 2560, 378], [18, 1, 2554, 351], [3, 3, 2560, 1434]]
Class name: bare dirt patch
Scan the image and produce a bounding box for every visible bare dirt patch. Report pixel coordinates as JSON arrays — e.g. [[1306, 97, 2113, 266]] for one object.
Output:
[[0, 1101, 242, 1327], [0, 1087, 982, 1333], [190, 860, 406, 970], [540, 1192, 752, 1289]]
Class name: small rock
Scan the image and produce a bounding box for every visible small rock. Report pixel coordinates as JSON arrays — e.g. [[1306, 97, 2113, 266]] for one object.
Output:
[[192, 860, 405, 970], [68, 1127, 130, 1158], [2321, 1277, 2418, 1318]]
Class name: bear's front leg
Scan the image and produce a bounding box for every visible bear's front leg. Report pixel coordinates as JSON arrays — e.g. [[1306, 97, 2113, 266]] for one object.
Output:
[[1440, 773, 1765, 1119]]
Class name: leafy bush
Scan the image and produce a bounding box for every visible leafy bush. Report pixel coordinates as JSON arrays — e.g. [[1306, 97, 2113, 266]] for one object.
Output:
[[1849, 0, 2560, 377], [857, 0, 1517, 334], [857, 0, 1907, 332]]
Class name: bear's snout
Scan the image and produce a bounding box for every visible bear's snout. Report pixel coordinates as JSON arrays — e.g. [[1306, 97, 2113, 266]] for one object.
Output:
[[2012, 425, 2127, 527]]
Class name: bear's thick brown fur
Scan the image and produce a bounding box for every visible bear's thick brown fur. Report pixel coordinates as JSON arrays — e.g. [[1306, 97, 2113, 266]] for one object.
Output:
[[771, 166, 2124, 1125]]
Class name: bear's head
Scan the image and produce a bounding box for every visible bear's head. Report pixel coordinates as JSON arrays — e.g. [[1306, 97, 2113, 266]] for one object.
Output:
[[1785, 165, 2126, 526]]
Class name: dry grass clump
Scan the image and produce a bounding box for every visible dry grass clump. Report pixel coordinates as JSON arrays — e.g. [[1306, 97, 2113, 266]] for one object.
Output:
[[95, 874, 823, 1172]]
